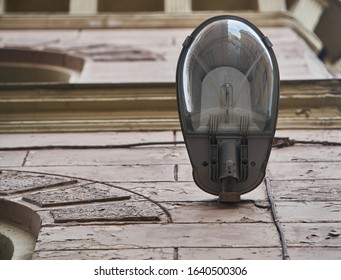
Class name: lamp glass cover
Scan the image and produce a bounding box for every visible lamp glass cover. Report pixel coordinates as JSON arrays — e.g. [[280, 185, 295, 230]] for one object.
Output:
[[179, 18, 278, 135]]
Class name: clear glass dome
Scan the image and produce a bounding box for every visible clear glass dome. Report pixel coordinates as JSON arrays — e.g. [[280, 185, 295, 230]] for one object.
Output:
[[178, 17, 279, 135]]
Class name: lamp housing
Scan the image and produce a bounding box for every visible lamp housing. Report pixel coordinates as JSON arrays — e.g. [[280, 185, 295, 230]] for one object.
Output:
[[176, 15, 280, 202]]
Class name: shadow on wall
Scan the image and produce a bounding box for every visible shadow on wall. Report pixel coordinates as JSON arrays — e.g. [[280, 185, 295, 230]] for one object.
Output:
[[0, 232, 14, 260], [315, 0, 341, 63], [0, 200, 41, 259], [5, 0, 69, 13], [0, 48, 84, 83]]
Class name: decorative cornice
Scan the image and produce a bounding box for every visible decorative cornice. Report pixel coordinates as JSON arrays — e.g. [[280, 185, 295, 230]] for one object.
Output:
[[0, 80, 340, 132]]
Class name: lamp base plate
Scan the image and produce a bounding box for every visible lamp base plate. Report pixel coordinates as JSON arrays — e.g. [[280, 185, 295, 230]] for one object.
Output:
[[219, 192, 241, 203]]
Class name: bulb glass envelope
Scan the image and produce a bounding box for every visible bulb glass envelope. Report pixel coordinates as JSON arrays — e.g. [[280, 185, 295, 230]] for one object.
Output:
[[176, 16, 280, 198]]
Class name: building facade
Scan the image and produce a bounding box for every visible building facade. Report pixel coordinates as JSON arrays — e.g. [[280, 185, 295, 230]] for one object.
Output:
[[0, 0, 340, 260]]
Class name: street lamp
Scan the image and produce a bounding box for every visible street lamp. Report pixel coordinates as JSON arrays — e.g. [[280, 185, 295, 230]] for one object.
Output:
[[176, 15, 280, 202]]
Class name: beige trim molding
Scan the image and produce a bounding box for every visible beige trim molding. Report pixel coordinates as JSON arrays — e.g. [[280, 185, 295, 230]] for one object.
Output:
[[0, 0, 289, 15], [0, 12, 322, 53], [0, 80, 340, 132]]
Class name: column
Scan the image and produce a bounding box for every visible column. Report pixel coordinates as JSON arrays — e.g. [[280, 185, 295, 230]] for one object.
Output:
[[0, 0, 5, 14], [258, 0, 287, 12], [164, 0, 191, 13], [291, 0, 324, 30], [69, 0, 97, 14]]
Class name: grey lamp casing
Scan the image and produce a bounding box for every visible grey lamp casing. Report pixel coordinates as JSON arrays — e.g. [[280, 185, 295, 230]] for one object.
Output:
[[176, 15, 280, 201]]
